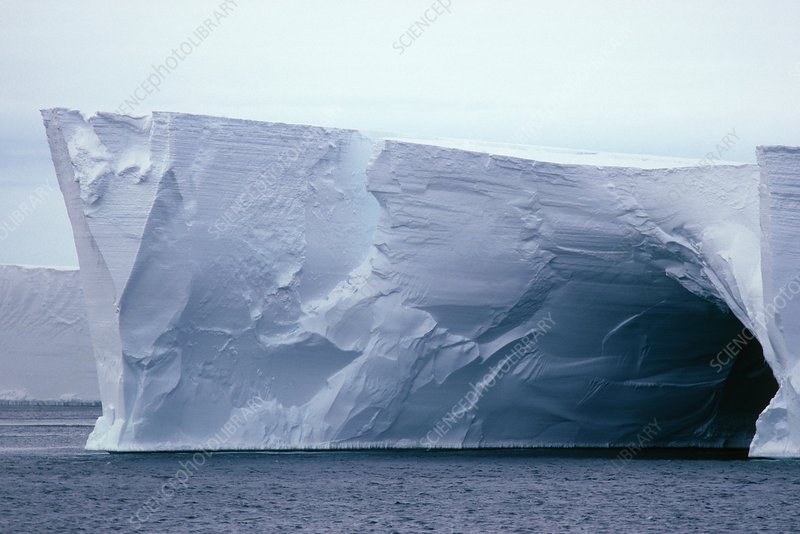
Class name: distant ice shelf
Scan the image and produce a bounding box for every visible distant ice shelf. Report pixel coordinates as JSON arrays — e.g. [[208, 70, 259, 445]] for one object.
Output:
[[41, 108, 799, 456], [0, 265, 97, 400]]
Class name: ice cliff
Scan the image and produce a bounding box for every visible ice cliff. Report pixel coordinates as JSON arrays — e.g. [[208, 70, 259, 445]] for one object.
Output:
[[0, 265, 97, 400], [41, 109, 799, 456]]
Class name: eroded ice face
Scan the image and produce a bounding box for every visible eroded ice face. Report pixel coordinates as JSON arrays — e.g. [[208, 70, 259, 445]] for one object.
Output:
[[42, 108, 797, 456]]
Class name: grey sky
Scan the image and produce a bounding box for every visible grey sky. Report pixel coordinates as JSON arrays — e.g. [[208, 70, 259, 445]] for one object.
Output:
[[1, 0, 799, 267]]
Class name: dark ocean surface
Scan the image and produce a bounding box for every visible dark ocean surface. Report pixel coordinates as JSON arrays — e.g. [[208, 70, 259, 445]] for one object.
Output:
[[1, 405, 799, 533]]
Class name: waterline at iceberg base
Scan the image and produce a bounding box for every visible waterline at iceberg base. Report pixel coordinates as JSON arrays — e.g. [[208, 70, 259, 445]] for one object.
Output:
[[42, 109, 799, 457]]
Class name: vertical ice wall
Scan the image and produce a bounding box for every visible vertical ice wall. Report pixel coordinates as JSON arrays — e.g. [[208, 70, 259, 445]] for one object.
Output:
[[43, 109, 378, 448], [750, 146, 800, 457]]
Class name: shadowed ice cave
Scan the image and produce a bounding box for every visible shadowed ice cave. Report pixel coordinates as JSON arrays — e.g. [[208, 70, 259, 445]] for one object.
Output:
[[376, 274, 778, 449]]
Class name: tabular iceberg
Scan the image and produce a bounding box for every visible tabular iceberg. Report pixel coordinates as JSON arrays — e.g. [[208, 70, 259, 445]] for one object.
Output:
[[41, 108, 798, 456], [0, 265, 96, 400]]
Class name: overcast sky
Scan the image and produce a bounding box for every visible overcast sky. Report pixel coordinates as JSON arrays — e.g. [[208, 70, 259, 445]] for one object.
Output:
[[1, 0, 799, 267]]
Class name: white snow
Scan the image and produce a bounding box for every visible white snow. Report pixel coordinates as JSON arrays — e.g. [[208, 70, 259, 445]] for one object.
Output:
[[41, 108, 798, 456], [382, 136, 747, 168]]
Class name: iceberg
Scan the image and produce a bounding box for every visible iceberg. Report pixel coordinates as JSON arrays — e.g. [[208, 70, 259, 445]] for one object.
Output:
[[0, 265, 97, 400], [41, 108, 798, 455]]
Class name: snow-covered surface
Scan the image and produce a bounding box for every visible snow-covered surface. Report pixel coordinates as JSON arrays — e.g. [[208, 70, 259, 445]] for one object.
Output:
[[383, 136, 747, 168], [41, 108, 797, 455], [0, 265, 97, 400]]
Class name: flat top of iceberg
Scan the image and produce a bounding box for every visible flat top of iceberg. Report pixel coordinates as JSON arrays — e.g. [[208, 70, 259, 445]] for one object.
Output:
[[385, 136, 748, 169], [0, 264, 78, 272], [46, 108, 748, 171]]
